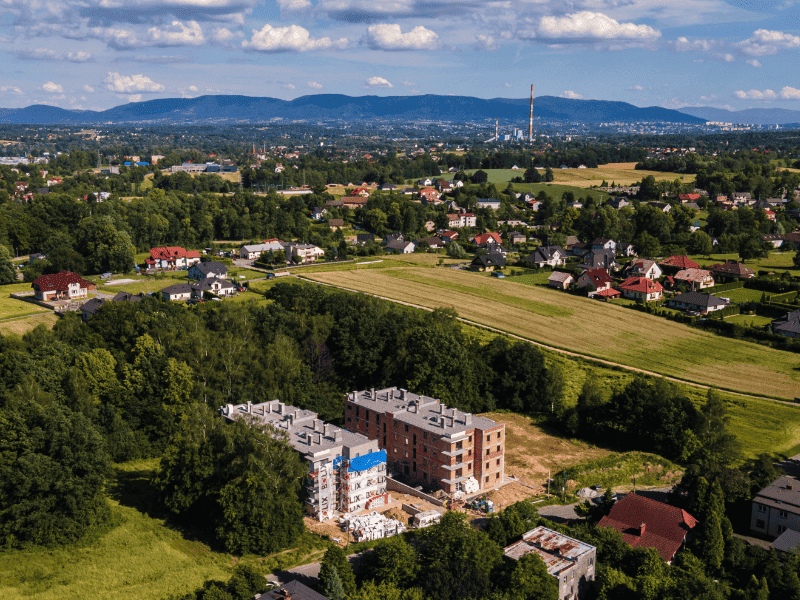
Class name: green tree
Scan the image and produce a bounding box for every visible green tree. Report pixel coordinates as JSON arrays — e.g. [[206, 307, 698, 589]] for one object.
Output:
[[446, 242, 467, 259], [507, 553, 559, 600], [0, 244, 15, 284], [739, 235, 770, 263], [153, 404, 305, 555], [227, 564, 267, 600], [0, 398, 112, 547], [688, 230, 713, 256], [319, 545, 356, 598], [794, 250, 800, 270], [365, 535, 419, 588], [323, 565, 346, 600], [471, 170, 489, 184]]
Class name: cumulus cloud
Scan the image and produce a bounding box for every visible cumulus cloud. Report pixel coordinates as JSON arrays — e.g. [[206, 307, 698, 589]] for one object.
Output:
[[735, 87, 800, 100], [278, 0, 312, 9], [16, 48, 94, 62], [363, 76, 393, 88], [364, 24, 438, 50], [242, 24, 348, 52], [671, 36, 718, 52], [746, 59, 762, 67], [103, 72, 165, 93], [1, 86, 23, 95], [629, 84, 644, 91], [211, 27, 241, 43], [83, 84, 95, 92], [401, 80, 416, 87], [736, 29, 800, 57], [42, 81, 64, 93], [308, 81, 323, 89], [127, 94, 143, 102], [147, 20, 205, 46], [474, 34, 499, 51], [530, 12, 660, 43], [561, 90, 582, 99]]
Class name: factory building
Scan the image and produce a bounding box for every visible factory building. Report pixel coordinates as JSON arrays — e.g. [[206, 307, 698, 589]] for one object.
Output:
[[344, 387, 505, 494], [220, 401, 388, 522]]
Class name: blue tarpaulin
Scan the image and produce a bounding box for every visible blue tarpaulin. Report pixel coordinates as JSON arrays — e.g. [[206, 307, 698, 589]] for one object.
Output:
[[333, 450, 386, 473]]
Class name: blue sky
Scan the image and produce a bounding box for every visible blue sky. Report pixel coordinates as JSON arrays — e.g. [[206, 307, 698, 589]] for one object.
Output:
[[0, 0, 798, 112]]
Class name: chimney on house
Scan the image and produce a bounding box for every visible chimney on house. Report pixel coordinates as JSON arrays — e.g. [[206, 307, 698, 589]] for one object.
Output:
[[465, 413, 472, 425], [314, 419, 322, 432], [370, 387, 375, 398], [639, 523, 646, 536], [315, 433, 322, 445], [246, 401, 252, 413], [335, 430, 342, 442], [788, 483, 794, 491]]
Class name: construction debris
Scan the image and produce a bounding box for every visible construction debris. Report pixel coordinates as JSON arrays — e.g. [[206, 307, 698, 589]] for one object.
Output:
[[345, 511, 406, 542]]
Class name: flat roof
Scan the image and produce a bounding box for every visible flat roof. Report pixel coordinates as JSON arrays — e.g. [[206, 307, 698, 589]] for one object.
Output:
[[221, 401, 378, 462], [348, 387, 500, 438], [504, 526, 595, 576], [755, 476, 800, 511]]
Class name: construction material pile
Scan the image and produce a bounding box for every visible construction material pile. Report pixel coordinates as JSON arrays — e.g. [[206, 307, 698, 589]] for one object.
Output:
[[345, 511, 406, 542]]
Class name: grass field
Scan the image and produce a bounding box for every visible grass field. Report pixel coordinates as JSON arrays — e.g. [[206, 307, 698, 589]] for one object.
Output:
[[689, 251, 800, 276], [720, 288, 768, 304], [725, 314, 773, 327], [0, 460, 328, 600], [302, 267, 800, 400], [0, 313, 58, 336], [506, 272, 552, 286], [0, 283, 51, 320]]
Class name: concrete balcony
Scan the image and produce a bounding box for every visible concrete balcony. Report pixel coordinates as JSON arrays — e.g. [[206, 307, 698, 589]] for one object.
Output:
[[441, 462, 467, 471], [441, 447, 469, 457]]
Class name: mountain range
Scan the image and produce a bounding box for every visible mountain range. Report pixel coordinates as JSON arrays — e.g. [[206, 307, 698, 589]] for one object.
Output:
[[677, 106, 800, 125], [0, 94, 706, 125]]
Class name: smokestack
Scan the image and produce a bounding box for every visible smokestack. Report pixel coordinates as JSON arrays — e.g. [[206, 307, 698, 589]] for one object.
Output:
[[495, 118, 498, 142], [529, 84, 534, 142]]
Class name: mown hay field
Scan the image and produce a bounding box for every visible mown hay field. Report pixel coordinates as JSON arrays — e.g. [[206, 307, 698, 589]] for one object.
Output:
[[550, 165, 695, 188], [0, 283, 51, 320], [0, 313, 58, 336], [303, 267, 800, 400]]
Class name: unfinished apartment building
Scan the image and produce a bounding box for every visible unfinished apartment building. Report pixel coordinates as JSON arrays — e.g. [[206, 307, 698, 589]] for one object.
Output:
[[344, 387, 505, 494], [221, 401, 388, 522]]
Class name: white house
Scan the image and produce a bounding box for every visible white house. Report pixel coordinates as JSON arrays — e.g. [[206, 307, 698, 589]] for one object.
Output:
[[160, 283, 193, 301]]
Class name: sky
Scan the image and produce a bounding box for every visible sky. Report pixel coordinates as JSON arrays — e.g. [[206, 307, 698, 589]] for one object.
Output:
[[0, 0, 799, 113]]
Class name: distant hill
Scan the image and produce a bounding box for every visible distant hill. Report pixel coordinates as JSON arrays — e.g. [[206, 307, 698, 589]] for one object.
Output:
[[0, 94, 706, 125], [678, 106, 800, 125]]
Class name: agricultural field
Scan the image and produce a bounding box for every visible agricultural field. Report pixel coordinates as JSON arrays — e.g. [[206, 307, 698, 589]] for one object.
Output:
[[0, 313, 58, 337], [0, 282, 51, 320], [0, 460, 327, 600], [506, 272, 552, 286], [689, 251, 800, 276], [549, 163, 695, 189], [303, 266, 800, 400]]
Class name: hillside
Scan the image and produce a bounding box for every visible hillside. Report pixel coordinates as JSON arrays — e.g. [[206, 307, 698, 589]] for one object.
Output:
[[679, 106, 800, 125], [0, 94, 706, 124]]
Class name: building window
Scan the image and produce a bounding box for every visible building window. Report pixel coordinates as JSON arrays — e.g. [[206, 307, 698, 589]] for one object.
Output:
[[347, 417, 351, 423], [497, 432, 501, 439], [756, 519, 765, 529], [469, 436, 472, 443], [486, 449, 490, 456], [424, 431, 428, 440], [757, 504, 767, 513], [496, 473, 500, 479], [779, 525, 788, 534], [486, 435, 490, 442], [486, 462, 490, 469], [496, 458, 501, 466], [779, 510, 788, 518], [485, 476, 489, 484], [404, 424, 409, 432]]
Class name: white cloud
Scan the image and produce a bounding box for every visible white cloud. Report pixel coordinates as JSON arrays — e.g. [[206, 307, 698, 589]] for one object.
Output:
[[1, 86, 23, 95], [561, 90, 582, 99], [746, 59, 762, 67], [363, 76, 393, 88], [722, 53, 734, 62], [779, 86, 800, 99], [278, 0, 312, 9], [127, 94, 143, 102], [42, 81, 64, 93], [364, 24, 438, 51], [308, 81, 323, 89], [736, 29, 800, 57], [242, 24, 348, 52], [103, 72, 165, 93], [671, 36, 717, 52], [211, 27, 240, 43], [532, 11, 661, 42], [188, 85, 198, 92], [16, 48, 94, 62], [734, 89, 776, 99], [401, 80, 416, 87], [629, 84, 644, 91], [474, 34, 498, 51], [147, 20, 205, 46], [282, 83, 296, 89], [83, 84, 95, 92], [504, 83, 512, 88]]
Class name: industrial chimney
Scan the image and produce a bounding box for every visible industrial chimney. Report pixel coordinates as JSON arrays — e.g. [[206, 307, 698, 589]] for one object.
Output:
[[529, 84, 534, 142]]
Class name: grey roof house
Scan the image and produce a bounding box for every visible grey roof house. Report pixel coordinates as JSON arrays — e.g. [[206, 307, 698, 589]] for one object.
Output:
[[188, 261, 228, 280]]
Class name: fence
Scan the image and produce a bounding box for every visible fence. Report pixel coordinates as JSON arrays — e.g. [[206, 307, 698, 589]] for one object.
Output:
[[386, 477, 446, 507]]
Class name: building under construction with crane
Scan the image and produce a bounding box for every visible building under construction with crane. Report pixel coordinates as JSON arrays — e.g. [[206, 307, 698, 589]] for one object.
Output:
[[220, 400, 388, 522]]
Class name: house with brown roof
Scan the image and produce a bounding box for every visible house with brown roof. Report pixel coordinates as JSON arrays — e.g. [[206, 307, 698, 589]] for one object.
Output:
[[548, 271, 574, 290], [674, 268, 715, 290], [679, 193, 701, 203], [328, 218, 345, 230], [473, 232, 503, 247], [668, 291, 728, 314], [707, 260, 755, 279], [504, 527, 596, 600], [618, 276, 663, 301], [147, 246, 202, 270], [598, 493, 698, 563], [624, 259, 663, 280], [340, 196, 368, 209], [576, 269, 613, 292], [32, 271, 96, 301], [660, 255, 700, 273], [785, 231, 800, 249]]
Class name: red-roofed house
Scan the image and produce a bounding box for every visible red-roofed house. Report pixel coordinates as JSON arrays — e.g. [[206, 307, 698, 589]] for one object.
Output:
[[618, 276, 663, 301], [708, 260, 755, 279], [576, 269, 614, 292], [147, 247, 202, 270], [351, 187, 371, 197], [598, 493, 698, 563], [419, 187, 441, 204], [765, 210, 776, 221], [447, 213, 476, 228], [679, 193, 701, 203], [660, 255, 700, 272], [32, 271, 96, 301], [473, 232, 502, 247]]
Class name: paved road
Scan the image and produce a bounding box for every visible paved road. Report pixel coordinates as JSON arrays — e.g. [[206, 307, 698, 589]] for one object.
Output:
[[300, 277, 789, 405], [282, 553, 361, 585]]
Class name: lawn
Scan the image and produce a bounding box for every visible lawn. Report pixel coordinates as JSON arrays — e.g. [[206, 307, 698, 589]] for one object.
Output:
[[0, 313, 58, 336], [725, 314, 773, 327], [689, 251, 800, 277], [303, 266, 800, 400], [506, 272, 552, 286], [720, 288, 768, 304], [0, 460, 329, 600], [0, 283, 51, 320]]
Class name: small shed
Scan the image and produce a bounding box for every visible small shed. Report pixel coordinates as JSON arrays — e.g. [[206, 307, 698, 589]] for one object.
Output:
[[548, 271, 574, 290]]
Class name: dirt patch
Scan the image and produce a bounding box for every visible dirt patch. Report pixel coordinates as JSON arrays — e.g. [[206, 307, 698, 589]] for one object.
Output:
[[597, 162, 638, 170], [479, 412, 613, 492]]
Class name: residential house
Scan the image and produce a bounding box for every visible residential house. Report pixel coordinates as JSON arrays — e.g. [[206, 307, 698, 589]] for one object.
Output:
[[773, 310, 800, 339], [438, 230, 459, 242], [344, 387, 505, 493], [606, 197, 630, 210], [591, 238, 617, 253], [447, 213, 477, 228], [618, 243, 637, 257], [679, 193, 701, 203], [223, 400, 386, 522], [618, 277, 664, 301], [580, 249, 618, 271], [385, 232, 405, 244], [471, 253, 506, 272], [325, 199, 344, 208], [473, 232, 503, 248], [771, 529, 800, 554], [649, 202, 672, 213], [418, 236, 444, 249], [188, 261, 228, 280], [386, 240, 416, 254], [786, 232, 800, 250], [340, 196, 368, 209], [419, 188, 441, 204], [730, 191, 753, 204], [381, 183, 400, 192], [668, 291, 728, 314], [567, 200, 583, 210], [525, 246, 566, 268], [762, 234, 784, 248], [751, 476, 800, 539], [147, 246, 202, 270], [576, 269, 613, 292], [328, 218, 345, 230], [32, 271, 95, 301], [351, 187, 371, 197], [424, 220, 436, 232], [284, 243, 325, 263], [624, 259, 663, 280], [548, 271, 574, 290], [564, 235, 581, 250], [356, 233, 375, 245], [504, 527, 596, 600], [436, 180, 454, 193], [238, 240, 284, 260], [507, 232, 526, 245], [417, 178, 433, 186], [191, 277, 236, 298], [598, 493, 698, 563], [674, 268, 715, 290], [160, 283, 193, 302], [708, 260, 755, 279], [258, 580, 331, 600], [80, 291, 145, 321], [765, 210, 777, 221], [660, 255, 700, 273], [476, 198, 502, 210]]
